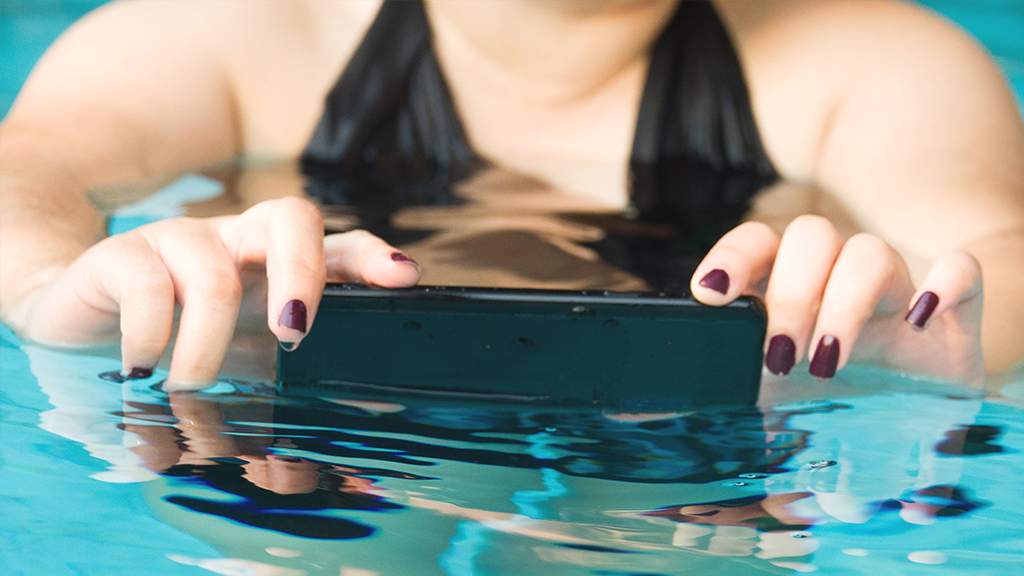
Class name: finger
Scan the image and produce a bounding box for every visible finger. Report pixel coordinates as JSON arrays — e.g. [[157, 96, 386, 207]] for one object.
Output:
[[762, 215, 844, 375], [67, 233, 175, 378], [324, 229, 421, 287], [144, 221, 243, 389], [110, 246, 175, 379], [690, 222, 780, 304], [219, 198, 328, 344], [265, 198, 328, 344], [905, 251, 982, 332], [808, 233, 913, 379]]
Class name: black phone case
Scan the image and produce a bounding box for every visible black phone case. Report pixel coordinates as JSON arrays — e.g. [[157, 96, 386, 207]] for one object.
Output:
[[277, 284, 766, 410]]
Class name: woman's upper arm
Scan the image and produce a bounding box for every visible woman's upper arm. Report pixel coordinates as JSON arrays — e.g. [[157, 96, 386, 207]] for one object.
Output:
[[811, 1, 1024, 257], [1, 0, 245, 189], [724, 0, 1024, 256]]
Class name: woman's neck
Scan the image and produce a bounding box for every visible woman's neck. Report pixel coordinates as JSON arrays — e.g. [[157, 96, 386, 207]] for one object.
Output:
[[425, 0, 679, 106], [423, 0, 680, 206]]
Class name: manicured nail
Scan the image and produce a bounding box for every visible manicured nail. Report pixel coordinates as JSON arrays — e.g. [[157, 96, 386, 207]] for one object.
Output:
[[278, 299, 307, 333], [905, 291, 939, 330], [765, 335, 797, 376], [699, 269, 730, 294], [126, 367, 154, 380], [809, 335, 840, 380], [391, 252, 417, 265]]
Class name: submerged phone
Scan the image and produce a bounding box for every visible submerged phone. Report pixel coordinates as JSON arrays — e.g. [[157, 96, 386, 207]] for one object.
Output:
[[277, 284, 767, 410]]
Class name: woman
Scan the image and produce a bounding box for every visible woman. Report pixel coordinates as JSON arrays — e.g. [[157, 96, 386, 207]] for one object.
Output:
[[1, 0, 1022, 389]]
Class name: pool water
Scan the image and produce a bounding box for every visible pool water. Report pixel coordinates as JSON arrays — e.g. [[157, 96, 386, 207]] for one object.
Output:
[[4, 322, 1024, 575]]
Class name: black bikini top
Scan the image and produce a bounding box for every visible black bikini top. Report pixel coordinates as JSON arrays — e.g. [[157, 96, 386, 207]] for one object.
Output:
[[301, 0, 776, 258]]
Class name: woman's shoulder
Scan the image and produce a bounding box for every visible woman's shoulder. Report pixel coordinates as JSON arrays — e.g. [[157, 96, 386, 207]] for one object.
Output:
[[39, 0, 384, 157], [717, 0, 993, 75], [214, 0, 385, 154], [715, 0, 1011, 182]]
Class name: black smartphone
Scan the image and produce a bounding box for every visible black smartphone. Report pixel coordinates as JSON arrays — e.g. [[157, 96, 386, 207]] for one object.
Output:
[[277, 284, 767, 410]]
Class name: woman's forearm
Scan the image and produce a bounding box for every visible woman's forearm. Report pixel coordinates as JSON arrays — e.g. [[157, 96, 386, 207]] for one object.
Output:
[[0, 132, 104, 328]]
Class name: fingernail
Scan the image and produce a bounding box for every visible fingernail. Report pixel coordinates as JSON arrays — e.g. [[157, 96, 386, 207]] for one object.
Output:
[[765, 335, 797, 376], [698, 269, 730, 294], [905, 291, 939, 330], [391, 252, 418, 265], [278, 299, 307, 333], [126, 367, 154, 380], [809, 335, 840, 380]]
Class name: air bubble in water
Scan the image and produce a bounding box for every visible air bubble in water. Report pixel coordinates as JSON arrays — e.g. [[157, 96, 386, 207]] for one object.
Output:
[[739, 473, 766, 479], [808, 460, 836, 469]]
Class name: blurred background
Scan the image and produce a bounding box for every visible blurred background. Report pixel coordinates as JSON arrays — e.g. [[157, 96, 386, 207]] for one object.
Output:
[[2, 0, 1023, 118]]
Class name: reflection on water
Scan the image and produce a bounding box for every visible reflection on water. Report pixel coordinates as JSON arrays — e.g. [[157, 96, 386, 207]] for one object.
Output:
[[5, 325, 1024, 575], [93, 159, 863, 296]]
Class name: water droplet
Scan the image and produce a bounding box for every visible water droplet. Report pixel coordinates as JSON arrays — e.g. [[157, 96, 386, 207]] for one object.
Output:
[[514, 337, 535, 347], [545, 427, 557, 433], [792, 532, 811, 539], [279, 341, 300, 352], [739, 473, 767, 479], [808, 460, 836, 469], [603, 318, 619, 327], [570, 305, 594, 316], [403, 321, 423, 330], [728, 481, 749, 487]]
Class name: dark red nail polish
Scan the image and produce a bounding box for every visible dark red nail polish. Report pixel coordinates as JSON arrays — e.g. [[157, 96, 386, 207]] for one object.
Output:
[[278, 299, 307, 333], [699, 269, 730, 294], [809, 335, 840, 380], [391, 252, 417, 264], [765, 335, 797, 376], [905, 291, 939, 330], [127, 367, 154, 380]]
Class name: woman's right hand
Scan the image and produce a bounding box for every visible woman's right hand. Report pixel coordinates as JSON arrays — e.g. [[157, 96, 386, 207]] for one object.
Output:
[[7, 197, 420, 388]]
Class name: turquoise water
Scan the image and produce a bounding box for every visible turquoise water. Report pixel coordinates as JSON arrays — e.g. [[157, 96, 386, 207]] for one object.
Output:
[[5, 322, 1024, 575]]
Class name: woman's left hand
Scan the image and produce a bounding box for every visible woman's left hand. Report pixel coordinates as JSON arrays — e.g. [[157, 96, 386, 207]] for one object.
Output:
[[690, 215, 985, 387]]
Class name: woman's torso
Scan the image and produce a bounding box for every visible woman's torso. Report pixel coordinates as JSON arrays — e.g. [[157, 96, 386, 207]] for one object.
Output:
[[217, 0, 825, 198], [214, 0, 947, 223]]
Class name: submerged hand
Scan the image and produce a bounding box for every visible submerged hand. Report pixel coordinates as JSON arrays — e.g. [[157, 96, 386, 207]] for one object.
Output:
[[690, 216, 985, 386], [9, 198, 420, 387]]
